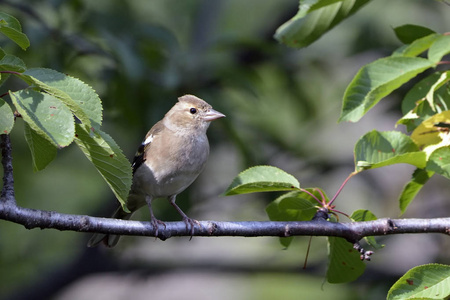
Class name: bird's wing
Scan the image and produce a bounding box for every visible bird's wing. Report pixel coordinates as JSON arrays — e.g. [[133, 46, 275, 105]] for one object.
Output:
[[131, 121, 165, 174]]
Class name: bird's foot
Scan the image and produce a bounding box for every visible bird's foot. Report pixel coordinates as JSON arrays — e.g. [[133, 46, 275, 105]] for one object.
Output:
[[182, 217, 201, 240], [151, 217, 166, 237]]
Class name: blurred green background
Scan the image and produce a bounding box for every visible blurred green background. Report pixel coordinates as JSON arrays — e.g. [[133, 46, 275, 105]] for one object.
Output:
[[1, 1, 449, 299]]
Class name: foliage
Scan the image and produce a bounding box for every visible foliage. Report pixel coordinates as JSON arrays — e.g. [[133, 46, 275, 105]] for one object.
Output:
[[274, 0, 371, 48], [224, 0, 450, 295], [387, 264, 450, 300], [0, 1, 449, 299], [224, 165, 300, 195], [0, 12, 132, 210]]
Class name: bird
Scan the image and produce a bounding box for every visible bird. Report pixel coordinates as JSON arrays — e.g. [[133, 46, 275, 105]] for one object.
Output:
[[88, 94, 225, 247]]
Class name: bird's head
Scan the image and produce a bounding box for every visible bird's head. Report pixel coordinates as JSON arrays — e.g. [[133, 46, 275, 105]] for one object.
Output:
[[164, 95, 225, 132]]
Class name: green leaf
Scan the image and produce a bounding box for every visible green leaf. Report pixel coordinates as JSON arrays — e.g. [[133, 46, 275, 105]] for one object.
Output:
[[350, 209, 383, 249], [224, 165, 300, 196], [22, 68, 103, 127], [0, 98, 14, 134], [302, 0, 358, 13], [279, 236, 294, 248], [387, 263, 450, 300], [0, 73, 9, 88], [393, 24, 436, 44], [0, 49, 11, 87], [428, 35, 450, 64], [279, 196, 319, 217], [266, 195, 298, 222], [10, 89, 75, 148], [74, 124, 132, 211], [0, 12, 30, 50], [425, 71, 450, 109], [24, 123, 57, 171], [392, 34, 440, 58], [398, 168, 434, 215], [278, 190, 321, 220], [266, 189, 323, 220], [274, 0, 370, 48], [265, 194, 296, 248], [279, 196, 320, 219], [427, 146, 450, 179], [327, 237, 366, 283], [266, 189, 324, 248], [350, 209, 377, 222], [339, 57, 435, 123], [354, 130, 426, 172], [0, 12, 22, 31], [0, 54, 26, 72], [399, 72, 450, 131], [401, 72, 448, 114]]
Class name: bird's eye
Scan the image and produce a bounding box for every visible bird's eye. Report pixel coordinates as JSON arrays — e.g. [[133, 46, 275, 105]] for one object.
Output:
[[190, 108, 197, 114]]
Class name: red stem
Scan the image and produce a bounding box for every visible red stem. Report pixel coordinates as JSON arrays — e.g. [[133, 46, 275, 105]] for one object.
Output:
[[314, 188, 326, 204], [300, 188, 323, 205], [331, 208, 351, 219], [329, 171, 357, 205], [0, 70, 23, 76]]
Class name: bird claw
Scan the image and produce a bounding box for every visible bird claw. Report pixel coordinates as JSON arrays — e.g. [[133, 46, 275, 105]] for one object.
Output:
[[151, 217, 166, 238], [183, 217, 201, 240]]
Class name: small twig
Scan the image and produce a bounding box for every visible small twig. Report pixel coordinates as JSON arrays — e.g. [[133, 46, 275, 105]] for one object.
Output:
[[303, 236, 313, 269]]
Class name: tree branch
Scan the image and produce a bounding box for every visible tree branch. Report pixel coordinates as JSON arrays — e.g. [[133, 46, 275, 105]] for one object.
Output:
[[1, 135, 15, 204], [1, 134, 450, 243], [0, 201, 449, 242]]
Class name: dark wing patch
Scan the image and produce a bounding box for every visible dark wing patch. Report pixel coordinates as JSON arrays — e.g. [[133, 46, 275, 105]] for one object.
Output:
[[131, 121, 165, 174], [131, 142, 146, 174]]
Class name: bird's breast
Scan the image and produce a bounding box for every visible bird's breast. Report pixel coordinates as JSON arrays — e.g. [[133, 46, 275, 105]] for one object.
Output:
[[132, 133, 210, 198]]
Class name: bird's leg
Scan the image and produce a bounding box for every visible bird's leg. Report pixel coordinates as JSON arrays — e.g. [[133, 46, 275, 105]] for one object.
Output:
[[145, 195, 166, 237], [168, 195, 200, 239]]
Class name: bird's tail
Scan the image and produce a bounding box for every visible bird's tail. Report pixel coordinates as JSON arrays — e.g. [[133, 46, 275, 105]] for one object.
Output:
[[87, 206, 133, 248]]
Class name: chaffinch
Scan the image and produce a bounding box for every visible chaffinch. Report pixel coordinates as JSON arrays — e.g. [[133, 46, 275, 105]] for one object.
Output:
[[88, 94, 225, 247]]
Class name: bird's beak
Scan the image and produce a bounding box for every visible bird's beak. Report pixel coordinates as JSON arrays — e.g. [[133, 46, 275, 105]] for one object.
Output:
[[204, 109, 226, 122]]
